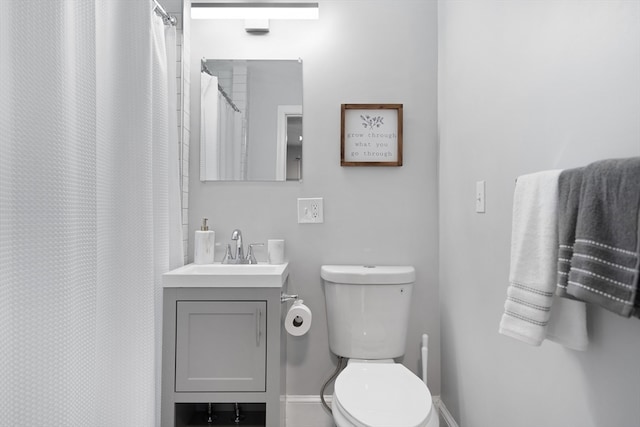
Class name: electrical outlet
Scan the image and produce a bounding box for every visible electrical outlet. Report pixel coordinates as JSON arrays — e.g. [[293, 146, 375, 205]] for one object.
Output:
[[297, 197, 324, 223]]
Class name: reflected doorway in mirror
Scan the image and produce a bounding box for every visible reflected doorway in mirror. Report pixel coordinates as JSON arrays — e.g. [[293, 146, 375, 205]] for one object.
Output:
[[276, 105, 302, 181]]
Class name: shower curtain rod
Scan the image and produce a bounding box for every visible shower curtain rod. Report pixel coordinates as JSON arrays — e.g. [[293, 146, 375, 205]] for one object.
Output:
[[201, 59, 242, 113], [153, 0, 177, 26]]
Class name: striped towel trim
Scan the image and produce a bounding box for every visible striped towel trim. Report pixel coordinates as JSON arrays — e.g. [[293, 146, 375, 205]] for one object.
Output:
[[507, 296, 551, 312], [571, 253, 637, 273], [567, 281, 635, 306], [510, 281, 554, 297], [570, 267, 635, 290], [567, 238, 639, 317], [504, 281, 554, 328], [504, 310, 548, 327], [575, 238, 637, 256], [556, 243, 576, 297]]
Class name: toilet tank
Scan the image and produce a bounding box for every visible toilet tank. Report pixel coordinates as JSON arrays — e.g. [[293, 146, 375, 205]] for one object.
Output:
[[321, 265, 415, 359]]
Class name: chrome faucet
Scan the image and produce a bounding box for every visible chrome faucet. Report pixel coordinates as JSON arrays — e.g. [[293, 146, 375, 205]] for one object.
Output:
[[222, 229, 263, 264], [231, 229, 244, 261]]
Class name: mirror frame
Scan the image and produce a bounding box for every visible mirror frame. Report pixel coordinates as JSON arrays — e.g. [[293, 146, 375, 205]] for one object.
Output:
[[199, 58, 303, 182]]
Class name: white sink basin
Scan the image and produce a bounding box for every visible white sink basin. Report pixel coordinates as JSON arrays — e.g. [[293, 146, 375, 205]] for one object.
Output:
[[163, 262, 289, 288]]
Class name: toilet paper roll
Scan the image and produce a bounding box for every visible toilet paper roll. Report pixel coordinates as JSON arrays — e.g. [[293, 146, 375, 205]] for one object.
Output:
[[285, 300, 312, 336]]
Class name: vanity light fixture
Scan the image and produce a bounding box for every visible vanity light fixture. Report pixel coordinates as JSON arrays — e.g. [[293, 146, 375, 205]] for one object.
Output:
[[191, 2, 319, 20]]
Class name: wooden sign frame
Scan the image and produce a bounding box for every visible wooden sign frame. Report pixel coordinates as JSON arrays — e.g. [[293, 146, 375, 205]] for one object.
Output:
[[340, 104, 403, 166]]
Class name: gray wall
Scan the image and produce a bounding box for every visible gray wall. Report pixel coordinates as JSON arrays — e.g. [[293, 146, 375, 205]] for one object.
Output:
[[438, 1, 640, 426], [189, 0, 440, 395]]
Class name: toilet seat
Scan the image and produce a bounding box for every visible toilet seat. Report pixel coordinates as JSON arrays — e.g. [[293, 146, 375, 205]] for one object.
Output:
[[333, 362, 433, 427]]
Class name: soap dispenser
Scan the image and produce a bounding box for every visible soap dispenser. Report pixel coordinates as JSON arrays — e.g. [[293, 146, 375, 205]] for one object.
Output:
[[194, 218, 215, 265]]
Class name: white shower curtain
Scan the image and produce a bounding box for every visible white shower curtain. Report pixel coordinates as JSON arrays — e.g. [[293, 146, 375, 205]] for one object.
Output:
[[217, 91, 237, 179], [200, 72, 245, 180], [0, 1, 182, 425], [201, 73, 222, 180]]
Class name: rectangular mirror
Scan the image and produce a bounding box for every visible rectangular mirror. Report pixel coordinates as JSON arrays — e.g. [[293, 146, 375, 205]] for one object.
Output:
[[200, 59, 303, 181]]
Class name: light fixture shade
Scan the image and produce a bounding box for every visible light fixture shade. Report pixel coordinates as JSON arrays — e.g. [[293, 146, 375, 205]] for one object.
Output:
[[191, 2, 319, 20]]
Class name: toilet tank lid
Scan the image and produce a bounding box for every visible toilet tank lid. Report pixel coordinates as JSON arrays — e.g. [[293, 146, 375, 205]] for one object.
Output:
[[321, 265, 415, 285]]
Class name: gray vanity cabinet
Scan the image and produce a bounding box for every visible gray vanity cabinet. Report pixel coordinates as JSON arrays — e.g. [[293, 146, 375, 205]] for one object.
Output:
[[175, 300, 266, 392], [161, 286, 286, 427]]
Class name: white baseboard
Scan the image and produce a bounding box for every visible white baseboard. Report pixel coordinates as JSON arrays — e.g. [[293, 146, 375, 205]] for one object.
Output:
[[285, 395, 454, 427], [434, 397, 460, 427], [286, 395, 334, 427]]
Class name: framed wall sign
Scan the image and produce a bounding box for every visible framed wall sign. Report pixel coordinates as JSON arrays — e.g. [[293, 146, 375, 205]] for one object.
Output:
[[341, 104, 403, 166]]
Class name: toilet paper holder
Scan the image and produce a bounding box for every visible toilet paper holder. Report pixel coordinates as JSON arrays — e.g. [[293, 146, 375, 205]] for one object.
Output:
[[283, 296, 312, 336], [280, 293, 299, 303]]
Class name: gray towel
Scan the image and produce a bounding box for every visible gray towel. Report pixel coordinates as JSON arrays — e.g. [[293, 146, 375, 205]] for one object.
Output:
[[556, 167, 584, 297], [566, 157, 640, 317]]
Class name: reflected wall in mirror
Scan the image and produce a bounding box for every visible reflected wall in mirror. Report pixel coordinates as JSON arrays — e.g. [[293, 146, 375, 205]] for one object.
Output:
[[200, 59, 303, 181]]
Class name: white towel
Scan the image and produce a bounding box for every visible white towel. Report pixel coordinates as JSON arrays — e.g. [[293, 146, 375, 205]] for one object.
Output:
[[499, 170, 562, 346], [499, 170, 589, 349], [546, 296, 588, 351]]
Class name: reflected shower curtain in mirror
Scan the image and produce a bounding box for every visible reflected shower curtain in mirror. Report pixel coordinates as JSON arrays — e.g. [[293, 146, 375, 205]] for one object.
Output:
[[0, 1, 183, 425], [201, 73, 245, 180]]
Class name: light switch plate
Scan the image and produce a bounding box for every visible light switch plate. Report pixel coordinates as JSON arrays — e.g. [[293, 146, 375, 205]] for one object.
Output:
[[298, 198, 324, 223], [476, 181, 486, 213]]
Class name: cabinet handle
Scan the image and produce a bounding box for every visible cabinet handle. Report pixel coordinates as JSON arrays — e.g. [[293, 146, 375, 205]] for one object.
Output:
[[256, 308, 262, 347]]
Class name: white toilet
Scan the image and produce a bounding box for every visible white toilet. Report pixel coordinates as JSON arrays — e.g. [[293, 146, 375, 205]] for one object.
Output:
[[321, 265, 439, 427]]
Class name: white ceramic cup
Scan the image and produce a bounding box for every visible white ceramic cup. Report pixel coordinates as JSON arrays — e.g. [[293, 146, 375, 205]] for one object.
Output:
[[267, 239, 285, 264]]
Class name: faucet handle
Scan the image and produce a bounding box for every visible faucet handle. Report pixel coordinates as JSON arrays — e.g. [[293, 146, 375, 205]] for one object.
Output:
[[246, 243, 264, 264], [222, 243, 234, 264]]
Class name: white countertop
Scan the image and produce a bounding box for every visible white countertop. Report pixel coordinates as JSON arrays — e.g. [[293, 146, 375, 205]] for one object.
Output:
[[162, 262, 289, 288]]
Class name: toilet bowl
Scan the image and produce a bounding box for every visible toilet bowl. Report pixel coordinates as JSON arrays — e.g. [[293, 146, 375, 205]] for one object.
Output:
[[332, 360, 438, 427], [321, 265, 439, 427]]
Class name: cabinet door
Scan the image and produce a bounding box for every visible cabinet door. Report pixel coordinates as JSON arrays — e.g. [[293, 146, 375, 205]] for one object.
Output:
[[175, 301, 266, 392]]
